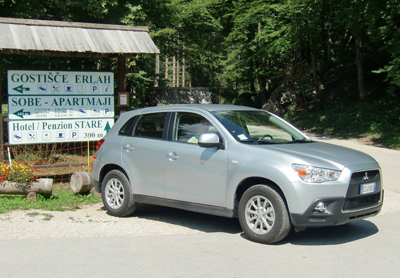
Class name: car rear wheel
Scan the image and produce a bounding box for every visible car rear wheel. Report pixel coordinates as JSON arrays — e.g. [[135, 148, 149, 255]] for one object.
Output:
[[238, 184, 291, 244], [101, 170, 137, 217]]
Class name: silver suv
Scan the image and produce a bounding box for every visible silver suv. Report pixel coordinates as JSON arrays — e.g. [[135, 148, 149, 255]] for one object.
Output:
[[93, 104, 383, 244]]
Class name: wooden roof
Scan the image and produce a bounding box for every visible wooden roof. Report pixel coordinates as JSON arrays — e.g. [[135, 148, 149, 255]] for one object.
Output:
[[0, 17, 160, 57]]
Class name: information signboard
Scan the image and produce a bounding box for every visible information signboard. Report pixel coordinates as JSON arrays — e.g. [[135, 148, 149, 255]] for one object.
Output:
[[7, 70, 115, 144]]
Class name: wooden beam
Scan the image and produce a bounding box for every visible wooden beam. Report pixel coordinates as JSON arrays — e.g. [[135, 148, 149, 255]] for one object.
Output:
[[0, 49, 138, 58], [0, 17, 149, 32]]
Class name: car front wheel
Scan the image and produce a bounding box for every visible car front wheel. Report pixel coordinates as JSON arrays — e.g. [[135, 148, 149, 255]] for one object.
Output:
[[101, 170, 137, 217], [238, 184, 291, 244]]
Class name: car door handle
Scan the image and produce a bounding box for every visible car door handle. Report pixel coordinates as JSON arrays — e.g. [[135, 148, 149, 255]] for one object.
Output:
[[123, 144, 135, 152], [166, 151, 179, 161]]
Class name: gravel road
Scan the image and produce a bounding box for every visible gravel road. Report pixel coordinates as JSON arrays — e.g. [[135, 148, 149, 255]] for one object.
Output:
[[1, 135, 399, 241]]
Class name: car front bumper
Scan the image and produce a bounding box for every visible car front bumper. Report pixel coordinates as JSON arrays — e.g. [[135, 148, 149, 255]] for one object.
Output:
[[290, 190, 384, 228]]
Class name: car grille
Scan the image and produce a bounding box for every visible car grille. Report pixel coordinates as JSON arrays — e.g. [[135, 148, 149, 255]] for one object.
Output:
[[350, 170, 380, 182], [343, 192, 381, 211]]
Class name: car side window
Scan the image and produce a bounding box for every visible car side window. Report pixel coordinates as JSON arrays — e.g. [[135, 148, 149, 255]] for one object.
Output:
[[133, 112, 167, 140], [173, 112, 219, 144], [118, 116, 138, 136]]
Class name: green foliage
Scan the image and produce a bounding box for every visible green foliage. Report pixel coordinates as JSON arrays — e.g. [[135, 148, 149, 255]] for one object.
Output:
[[126, 71, 153, 109], [1, 0, 400, 136], [285, 99, 400, 148], [0, 189, 101, 214], [0, 162, 38, 183]]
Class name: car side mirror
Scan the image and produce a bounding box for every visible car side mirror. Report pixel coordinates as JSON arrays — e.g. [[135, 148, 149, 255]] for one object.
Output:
[[198, 133, 223, 149]]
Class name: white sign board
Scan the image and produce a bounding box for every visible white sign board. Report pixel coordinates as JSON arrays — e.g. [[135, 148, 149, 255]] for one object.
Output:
[[8, 70, 115, 144], [10, 119, 113, 143]]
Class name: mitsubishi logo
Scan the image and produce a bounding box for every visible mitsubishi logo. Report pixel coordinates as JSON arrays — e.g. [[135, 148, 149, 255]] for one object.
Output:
[[363, 172, 369, 180]]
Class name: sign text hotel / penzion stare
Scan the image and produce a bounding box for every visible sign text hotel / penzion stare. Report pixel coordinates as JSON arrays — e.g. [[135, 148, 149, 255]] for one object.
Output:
[[7, 70, 115, 144]]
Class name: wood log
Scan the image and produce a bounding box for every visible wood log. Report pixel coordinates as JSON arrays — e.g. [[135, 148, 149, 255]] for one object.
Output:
[[70, 172, 94, 194], [0, 179, 53, 196], [27, 192, 37, 201]]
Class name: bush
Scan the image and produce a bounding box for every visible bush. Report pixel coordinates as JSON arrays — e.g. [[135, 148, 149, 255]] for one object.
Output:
[[0, 162, 40, 183]]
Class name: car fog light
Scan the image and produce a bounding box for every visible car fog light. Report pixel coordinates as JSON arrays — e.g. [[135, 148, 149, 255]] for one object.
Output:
[[314, 202, 327, 213]]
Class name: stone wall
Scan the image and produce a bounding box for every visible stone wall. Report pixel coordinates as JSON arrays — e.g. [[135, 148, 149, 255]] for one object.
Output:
[[146, 87, 212, 105]]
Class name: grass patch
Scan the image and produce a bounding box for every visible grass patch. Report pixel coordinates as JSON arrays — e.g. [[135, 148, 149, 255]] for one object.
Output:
[[284, 99, 400, 149], [0, 187, 101, 214]]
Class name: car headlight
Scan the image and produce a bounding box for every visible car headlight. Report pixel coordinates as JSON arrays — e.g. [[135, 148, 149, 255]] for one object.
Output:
[[292, 164, 341, 183]]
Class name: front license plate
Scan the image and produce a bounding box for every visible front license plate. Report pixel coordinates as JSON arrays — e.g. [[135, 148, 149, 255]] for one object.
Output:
[[360, 182, 377, 195]]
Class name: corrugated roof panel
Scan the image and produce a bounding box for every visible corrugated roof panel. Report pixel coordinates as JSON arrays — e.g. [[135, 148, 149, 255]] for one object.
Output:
[[66, 28, 85, 52], [8, 24, 22, 49], [131, 32, 153, 53], [30, 26, 45, 51], [125, 31, 145, 53], [0, 24, 15, 49], [103, 30, 122, 53], [92, 29, 114, 53], [0, 18, 159, 56], [115, 30, 135, 53]]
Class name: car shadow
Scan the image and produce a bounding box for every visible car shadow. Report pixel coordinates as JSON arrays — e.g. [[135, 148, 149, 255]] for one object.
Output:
[[103, 203, 242, 234], [275, 220, 379, 246], [102, 204, 379, 244]]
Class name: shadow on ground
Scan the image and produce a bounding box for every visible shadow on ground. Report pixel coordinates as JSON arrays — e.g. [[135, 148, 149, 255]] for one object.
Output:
[[104, 204, 378, 244], [104, 203, 242, 234], [274, 220, 378, 246]]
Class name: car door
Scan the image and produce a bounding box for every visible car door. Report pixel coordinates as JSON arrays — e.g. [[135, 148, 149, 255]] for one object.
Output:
[[163, 111, 228, 207], [121, 112, 168, 198]]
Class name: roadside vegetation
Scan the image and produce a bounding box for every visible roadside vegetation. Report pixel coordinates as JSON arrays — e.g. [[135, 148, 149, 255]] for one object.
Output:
[[0, 183, 101, 214], [1, 2, 400, 156], [285, 99, 400, 149]]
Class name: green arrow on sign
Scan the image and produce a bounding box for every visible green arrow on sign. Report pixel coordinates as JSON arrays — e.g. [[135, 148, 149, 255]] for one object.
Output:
[[104, 121, 111, 133], [12, 85, 30, 94], [13, 109, 31, 119]]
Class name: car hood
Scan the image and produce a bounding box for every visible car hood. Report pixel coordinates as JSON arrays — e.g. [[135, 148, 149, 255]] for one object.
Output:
[[257, 141, 378, 170]]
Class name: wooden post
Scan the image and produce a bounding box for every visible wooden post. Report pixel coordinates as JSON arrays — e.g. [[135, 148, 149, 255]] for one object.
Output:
[[155, 53, 159, 87], [118, 55, 127, 114], [165, 57, 169, 87], [182, 58, 185, 87], [172, 56, 176, 87], [0, 55, 3, 162], [176, 59, 180, 87], [219, 82, 221, 104], [118, 55, 126, 92]]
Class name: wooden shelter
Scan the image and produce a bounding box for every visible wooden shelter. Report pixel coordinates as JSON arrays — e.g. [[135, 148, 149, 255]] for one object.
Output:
[[0, 17, 160, 145]]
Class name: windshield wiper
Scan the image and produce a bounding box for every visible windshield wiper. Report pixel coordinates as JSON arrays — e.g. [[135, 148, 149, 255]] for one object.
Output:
[[289, 140, 313, 143], [256, 141, 275, 144]]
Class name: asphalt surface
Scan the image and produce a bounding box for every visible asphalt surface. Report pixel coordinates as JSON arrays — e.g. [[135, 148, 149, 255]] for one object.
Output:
[[1, 136, 399, 278]]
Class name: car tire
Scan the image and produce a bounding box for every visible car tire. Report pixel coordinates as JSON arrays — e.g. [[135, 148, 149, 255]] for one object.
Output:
[[101, 170, 137, 217], [238, 184, 291, 244]]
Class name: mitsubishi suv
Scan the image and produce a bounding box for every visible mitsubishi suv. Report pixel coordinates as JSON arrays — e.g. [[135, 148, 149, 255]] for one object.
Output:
[[93, 104, 383, 244]]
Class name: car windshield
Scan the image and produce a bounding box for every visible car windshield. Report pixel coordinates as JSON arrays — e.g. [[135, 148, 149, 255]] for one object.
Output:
[[212, 110, 311, 144]]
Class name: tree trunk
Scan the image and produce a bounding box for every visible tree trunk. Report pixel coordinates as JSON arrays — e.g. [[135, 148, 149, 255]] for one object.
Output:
[[182, 58, 185, 87], [0, 179, 53, 196], [257, 76, 268, 105], [154, 54, 159, 87], [309, 27, 320, 102], [355, 33, 366, 100]]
